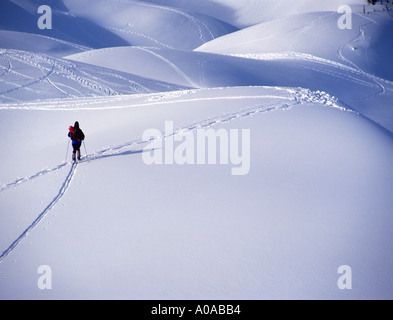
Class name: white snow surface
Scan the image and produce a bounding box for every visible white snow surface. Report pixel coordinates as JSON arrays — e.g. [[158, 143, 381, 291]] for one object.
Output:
[[142, 0, 365, 28], [1, 0, 393, 300]]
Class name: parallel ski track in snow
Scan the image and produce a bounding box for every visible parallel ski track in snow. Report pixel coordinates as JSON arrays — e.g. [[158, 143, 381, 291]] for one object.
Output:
[[0, 163, 78, 263], [0, 49, 181, 103], [0, 56, 56, 96], [0, 88, 352, 262], [0, 50, 116, 99], [231, 52, 393, 93]]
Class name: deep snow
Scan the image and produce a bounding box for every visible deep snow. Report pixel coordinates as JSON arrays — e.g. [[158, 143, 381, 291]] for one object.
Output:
[[66, 45, 393, 131], [2, 87, 393, 300], [142, 0, 365, 28], [1, 0, 393, 300]]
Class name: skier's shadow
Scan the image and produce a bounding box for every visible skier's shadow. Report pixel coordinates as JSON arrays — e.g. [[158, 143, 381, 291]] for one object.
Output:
[[86, 148, 157, 163]]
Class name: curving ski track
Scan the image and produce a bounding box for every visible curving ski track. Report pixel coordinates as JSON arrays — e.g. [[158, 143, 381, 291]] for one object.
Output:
[[0, 88, 353, 262], [133, 0, 215, 43], [0, 49, 186, 103], [136, 47, 202, 88], [337, 13, 387, 100]]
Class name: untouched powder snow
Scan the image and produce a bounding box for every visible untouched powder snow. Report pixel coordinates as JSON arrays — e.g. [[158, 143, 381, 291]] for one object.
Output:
[[1, 0, 393, 300]]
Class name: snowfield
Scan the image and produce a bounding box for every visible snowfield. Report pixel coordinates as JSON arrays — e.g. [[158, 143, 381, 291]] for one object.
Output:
[[1, 0, 393, 300]]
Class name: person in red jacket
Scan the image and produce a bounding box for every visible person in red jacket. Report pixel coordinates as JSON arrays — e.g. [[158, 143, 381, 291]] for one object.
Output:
[[68, 121, 85, 161]]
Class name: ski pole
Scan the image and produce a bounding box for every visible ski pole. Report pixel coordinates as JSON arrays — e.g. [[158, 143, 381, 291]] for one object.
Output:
[[65, 139, 70, 162], [83, 141, 88, 159]]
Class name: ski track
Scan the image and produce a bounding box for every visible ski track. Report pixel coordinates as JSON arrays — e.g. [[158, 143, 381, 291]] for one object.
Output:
[[79, 68, 152, 95], [103, 0, 215, 48], [38, 63, 70, 96], [0, 57, 56, 96], [0, 89, 348, 190], [0, 163, 70, 193], [0, 54, 12, 78], [0, 49, 187, 103], [232, 52, 393, 86], [0, 4, 391, 265], [105, 25, 175, 49], [128, 0, 215, 43], [0, 88, 354, 262], [0, 163, 78, 263], [136, 47, 202, 88], [0, 50, 125, 99], [231, 51, 393, 97], [290, 12, 336, 52], [337, 13, 386, 100]]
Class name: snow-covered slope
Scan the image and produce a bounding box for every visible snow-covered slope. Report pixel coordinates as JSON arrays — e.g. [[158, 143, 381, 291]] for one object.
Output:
[[0, 0, 130, 49], [0, 30, 89, 57], [63, 0, 238, 50], [1, 87, 393, 300], [0, 49, 187, 103], [1, 0, 237, 52], [197, 8, 393, 82], [143, 0, 365, 27], [66, 46, 393, 132], [1, 0, 393, 301]]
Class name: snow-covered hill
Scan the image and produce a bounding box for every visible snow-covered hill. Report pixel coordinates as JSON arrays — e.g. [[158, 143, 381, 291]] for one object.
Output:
[[0, 49, 187, 103], [1, 0, 393, 300], [196, 8, 393, 82], [1, 0, 237, 51], [63, 0, 238, 50], [0, 30, 89, 57], [66, 46, 393, 131], [2, 87, 393, 300], [143, 0, 365, 27]]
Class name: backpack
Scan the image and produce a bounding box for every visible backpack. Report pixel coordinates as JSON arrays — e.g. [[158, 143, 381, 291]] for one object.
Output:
[[69, 127, 84, 142]]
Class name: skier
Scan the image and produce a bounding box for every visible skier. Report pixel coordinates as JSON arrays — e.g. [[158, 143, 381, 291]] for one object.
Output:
[[68, 121, 85, 162]]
